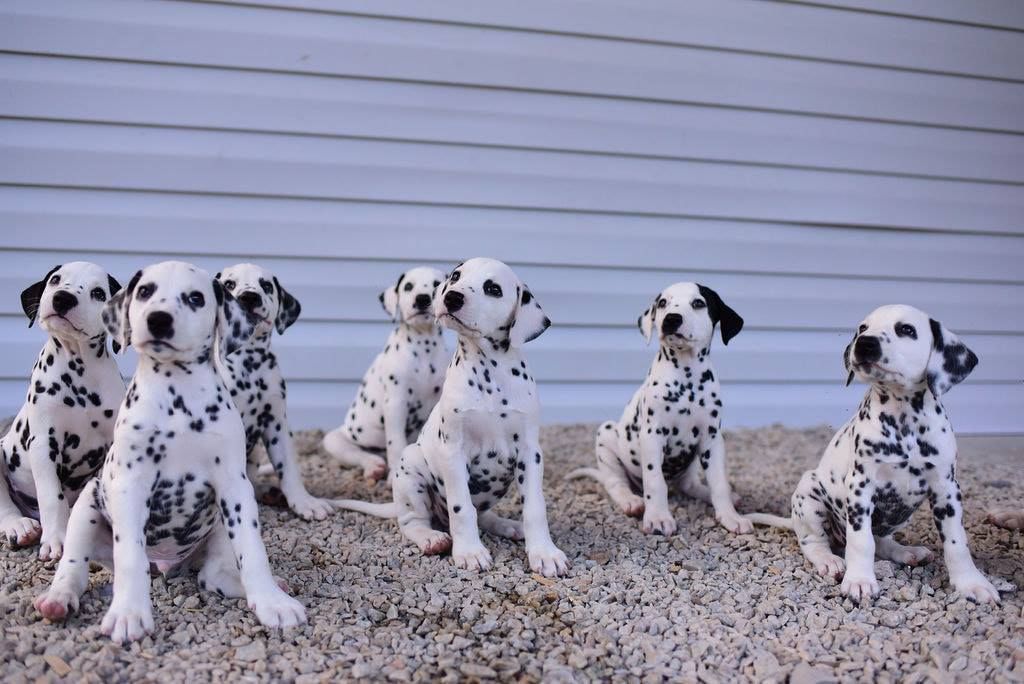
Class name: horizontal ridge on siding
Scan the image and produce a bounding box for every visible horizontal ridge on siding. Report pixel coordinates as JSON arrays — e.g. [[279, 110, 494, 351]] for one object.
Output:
[[4, 1, 1024, 132], [781, 1, 1024, 31], [196, 0, 1024, 81]]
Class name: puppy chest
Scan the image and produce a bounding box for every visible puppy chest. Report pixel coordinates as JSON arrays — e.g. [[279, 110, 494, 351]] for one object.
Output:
[[142, 474, 219, 555]]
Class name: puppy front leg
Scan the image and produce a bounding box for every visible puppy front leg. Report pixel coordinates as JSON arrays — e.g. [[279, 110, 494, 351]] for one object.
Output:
[[702, 434, 753, 534], [840, 474, 879, 602], [929, 468, 999, 603], [215, 473, 306, 628], [27, 436, 69, 560], [518, 433, 568, 577], [439, 448, 491, 571], [639, 437, 675, 536], [382, 395, 410, 479], [101, 479, 155, 643]]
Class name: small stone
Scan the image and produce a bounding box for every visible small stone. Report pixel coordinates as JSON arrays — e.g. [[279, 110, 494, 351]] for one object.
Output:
[[459, 663, 497, 679], [233, 641, 266, 663]]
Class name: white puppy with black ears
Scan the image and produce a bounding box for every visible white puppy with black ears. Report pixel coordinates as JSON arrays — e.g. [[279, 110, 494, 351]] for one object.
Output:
[[569, 282, 752, 536], [323, 266, 448, 483], [1, 262, 123, 559], [333, 258, 569, 577], [750, 304, 1000, 603], [35, 261, 305, 643], [216, 263, 336, 520]]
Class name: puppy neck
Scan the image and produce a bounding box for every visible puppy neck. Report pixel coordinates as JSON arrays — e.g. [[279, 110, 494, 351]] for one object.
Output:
[[862, 383, 940, 417], [452, 335, 524, 369], [395, 320, 443, 339], [653, 342, 711, 373], [41, 332, 109, 364]]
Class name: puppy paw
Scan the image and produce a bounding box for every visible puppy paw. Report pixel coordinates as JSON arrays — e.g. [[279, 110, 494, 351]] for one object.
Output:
[[718, 513, 754, 535], [451, 542, 492, 572], [38, 534, 64, 561], [951, 571, 1001, 604], [287, 492, 335, 521], [987, 507, 1024, 531], [840, 573, 879, 603], [34, 587, 80, 621], [248, 588, 306, 629], [0, 515, 41, 548], [618, 495, 645, 518], [413, 530, 452, 556], [101, 602, 154, 643], [363, 457, 388, 484], [888, 545, 934, 567], [813, 555, 846, 580], [528, 544, 569, 577], [641, 511, 677, 536]]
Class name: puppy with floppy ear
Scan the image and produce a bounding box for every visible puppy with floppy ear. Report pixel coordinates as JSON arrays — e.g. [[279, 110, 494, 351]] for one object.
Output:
[[332, 258, 569, 577], [323, 266, 449, 483], [215, 263, 335, 521], [35, 261, 305, 643], [570, 282, 752, 536], [749, 305, 999, 604], [0, 262, 124, 559]]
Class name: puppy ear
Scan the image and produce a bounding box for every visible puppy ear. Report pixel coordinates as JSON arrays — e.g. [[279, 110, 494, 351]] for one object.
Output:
[[103, 269, 140, 352], [508, 285, 550, 347], [697, 284, 744, 346], [20, 264, 62, 328], [273, 276, 301, 334], [926, 318, 978, 397], [637, 295, 659, 345], [379, 273, 403, 321], [214, 278, 257, 356]]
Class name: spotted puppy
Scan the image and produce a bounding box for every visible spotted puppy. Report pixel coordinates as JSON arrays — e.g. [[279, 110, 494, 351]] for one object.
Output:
[[216, 263, 334, 520], [749, 305, 999, 603], [569, 282, 751, 536], [334, 258, 569, 576], [34, 261, 305, 643], [323, 267, 448, 482], [1, 262, 123, 559]]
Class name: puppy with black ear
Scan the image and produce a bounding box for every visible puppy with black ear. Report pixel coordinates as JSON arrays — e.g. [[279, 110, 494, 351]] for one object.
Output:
[[323, 266, 449, 483], [570, 282, 751, 536], [216, 263, 335, 520], [0, 262, 123, 559], [749, 305, 999, 603], [35, 261, 305, 643]]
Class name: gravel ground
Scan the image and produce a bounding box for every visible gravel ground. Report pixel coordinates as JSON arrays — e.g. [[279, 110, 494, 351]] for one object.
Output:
[[1, 424, 1022, 683]]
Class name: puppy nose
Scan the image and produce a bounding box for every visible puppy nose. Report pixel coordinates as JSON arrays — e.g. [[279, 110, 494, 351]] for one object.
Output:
[[661, 313, 683, 334], [236, 291, 262, 312], [414, 294, 432, 310], [147, 311, 175, 340], [51, 291, 78, 315], [854, 335, 882, 363], [443, 290, 464, 313]]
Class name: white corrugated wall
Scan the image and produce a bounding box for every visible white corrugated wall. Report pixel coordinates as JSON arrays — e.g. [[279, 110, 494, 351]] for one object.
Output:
[[1, 0, 1022, 433]]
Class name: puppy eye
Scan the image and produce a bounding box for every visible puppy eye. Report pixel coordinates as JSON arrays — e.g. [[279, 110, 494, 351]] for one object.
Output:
[[691, 299, 706, 310], [895, 323, 917, 339], [449, 271, 461, 283], [223, 280, 236, 291], [90, 287, 107, 302], [483, 280, 503, 298], [137, 284, 155, 301], [403, 282, 414, 292], [657, 298, 667, 309], [260, 280, 274, 295], [188, 291, 205, 308], [858, 324, 868, 334], [49, 274, 61, 286]]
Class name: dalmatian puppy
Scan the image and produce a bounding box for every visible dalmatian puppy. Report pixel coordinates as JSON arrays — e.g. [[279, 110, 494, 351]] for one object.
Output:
[[34, 261, 305, 643], [0, 262, 123, 560], [322, 266, 448, 483], [568, 282, 752, 536], [333, 258, 569, 577], [749, 305, 1000, 603], [216, 263, 334, 520]]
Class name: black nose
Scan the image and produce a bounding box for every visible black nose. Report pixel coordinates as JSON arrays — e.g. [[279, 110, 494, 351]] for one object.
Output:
[[147, 311, 175, 340], [414, 294, 432, 311], [237, 291, 263, 312], [661, 313, 682, 334], [51, 291, 78, 315], [854, 335, 882, 363], [443, 290, 464, 313]]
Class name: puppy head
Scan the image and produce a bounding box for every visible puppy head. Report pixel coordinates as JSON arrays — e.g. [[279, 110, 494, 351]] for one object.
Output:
[[217, 263, 301, 338], [843, 304, 978, 397], [379, 266, 445, 331], [103, 261, 256, 362], [638, 282, 743, 350], [22, 261, 122, 343], [434, 257, 549, 349]]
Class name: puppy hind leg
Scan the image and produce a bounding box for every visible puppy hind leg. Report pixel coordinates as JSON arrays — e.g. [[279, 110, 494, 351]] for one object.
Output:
[[392, 446, 451, 555], [479, 510, 524, 541], [874, 534, 933, 567], [322, 428, 387, 483], [0, 476, 40, 547], [592, 424, 644, 518], [791, 473, 845, 580]]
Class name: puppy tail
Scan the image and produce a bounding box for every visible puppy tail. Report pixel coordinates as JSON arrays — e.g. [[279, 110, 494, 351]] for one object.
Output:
[[746, 513, 794, 530], [330, 499, 398, 518], [564, 467, 601, 482]]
